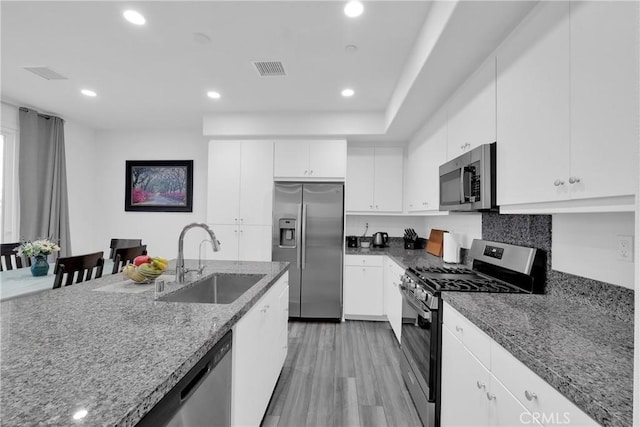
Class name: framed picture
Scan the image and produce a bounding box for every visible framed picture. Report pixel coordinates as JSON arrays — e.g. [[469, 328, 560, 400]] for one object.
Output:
[[125, 160, 193, 212]]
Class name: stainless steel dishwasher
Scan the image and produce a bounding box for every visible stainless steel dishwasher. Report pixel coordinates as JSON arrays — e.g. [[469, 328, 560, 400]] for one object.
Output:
[[137, 331, 232, 427]]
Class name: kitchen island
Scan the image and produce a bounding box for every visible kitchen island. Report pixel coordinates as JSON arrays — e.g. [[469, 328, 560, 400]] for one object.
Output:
[[0, 259, 288, 426]]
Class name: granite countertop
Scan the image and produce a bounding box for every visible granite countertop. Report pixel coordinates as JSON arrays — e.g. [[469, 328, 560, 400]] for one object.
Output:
[[0, 259, 289, 427], [346, 244, 633, 427]]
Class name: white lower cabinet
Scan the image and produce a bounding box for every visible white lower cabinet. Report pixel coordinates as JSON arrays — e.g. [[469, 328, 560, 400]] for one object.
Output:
[[343, 255, 384, 318], [231, 273, 288, 427], [441, 325, 492, 426], [441, 302, 597, 427], [383, 257, 404, 343]]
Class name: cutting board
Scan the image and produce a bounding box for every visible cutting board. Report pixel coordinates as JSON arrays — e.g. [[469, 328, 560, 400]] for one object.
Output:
[[426, 229, 445, 257]]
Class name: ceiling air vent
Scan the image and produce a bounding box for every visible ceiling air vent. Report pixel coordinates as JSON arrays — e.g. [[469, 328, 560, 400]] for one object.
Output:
[[23, 67, 68, 80], [252, 61, 286, 77]]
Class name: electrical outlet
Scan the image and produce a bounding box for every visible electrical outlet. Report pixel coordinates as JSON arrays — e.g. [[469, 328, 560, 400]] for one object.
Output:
[[616, 235, 634, 262]]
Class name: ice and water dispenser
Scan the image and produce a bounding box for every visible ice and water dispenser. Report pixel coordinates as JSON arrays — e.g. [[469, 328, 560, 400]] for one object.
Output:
[[278, 218, 297, 248]]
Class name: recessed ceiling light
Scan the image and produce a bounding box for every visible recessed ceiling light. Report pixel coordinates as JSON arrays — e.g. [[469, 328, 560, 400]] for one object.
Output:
[[344, 1, 364, 18], [207, 91, 221, 99], [81, 89, 97, 97], [341, 88, 355, 98], [123, 10, 146, 25], [72, 409, 88, 420]]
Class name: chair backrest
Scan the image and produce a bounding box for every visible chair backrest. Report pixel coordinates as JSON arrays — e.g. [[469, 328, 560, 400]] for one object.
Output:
[[109, 238, 143, 259], [112, 245, 147, 274], [53, 251, 104, 289], [0, 242, 32, 271]]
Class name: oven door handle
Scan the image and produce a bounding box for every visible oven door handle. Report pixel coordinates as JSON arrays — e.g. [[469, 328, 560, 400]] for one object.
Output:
[[400, 288, 432, 320]]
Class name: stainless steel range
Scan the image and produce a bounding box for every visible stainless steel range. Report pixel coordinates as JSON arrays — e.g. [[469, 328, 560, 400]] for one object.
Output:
[[398, 239, 545, 427]]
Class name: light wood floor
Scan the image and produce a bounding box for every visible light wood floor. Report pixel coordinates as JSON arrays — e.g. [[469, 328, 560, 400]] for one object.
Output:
[[261, 320, 423, 427]]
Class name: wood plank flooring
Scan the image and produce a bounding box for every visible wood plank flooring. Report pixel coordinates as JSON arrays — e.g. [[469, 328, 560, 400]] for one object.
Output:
[[261, 321, 422, 427]]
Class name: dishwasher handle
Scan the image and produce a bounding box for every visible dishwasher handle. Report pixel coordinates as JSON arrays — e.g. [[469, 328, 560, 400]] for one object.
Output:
[[180, 362, 212, 402]]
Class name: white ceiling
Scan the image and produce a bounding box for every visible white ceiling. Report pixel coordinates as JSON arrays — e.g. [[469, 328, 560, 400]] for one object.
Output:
[[1, 1, 537, 143]]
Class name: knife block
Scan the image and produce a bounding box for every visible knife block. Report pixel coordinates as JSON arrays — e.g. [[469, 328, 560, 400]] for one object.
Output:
[[404, 238, 427, 250]]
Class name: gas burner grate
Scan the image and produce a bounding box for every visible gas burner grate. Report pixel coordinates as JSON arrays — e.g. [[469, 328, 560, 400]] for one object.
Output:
[[414, 266, 474, 275], [426, 277, 520, 293]]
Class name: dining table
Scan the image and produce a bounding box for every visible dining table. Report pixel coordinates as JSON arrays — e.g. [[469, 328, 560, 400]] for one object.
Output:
[[0, 259, 116, 302]]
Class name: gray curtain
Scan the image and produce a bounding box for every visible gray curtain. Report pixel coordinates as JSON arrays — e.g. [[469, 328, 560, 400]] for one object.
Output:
[[18, 108, 72, 257]]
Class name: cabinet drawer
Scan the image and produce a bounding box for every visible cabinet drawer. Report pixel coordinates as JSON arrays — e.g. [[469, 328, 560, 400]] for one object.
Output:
[[443, 303, 491, 367], [491, 340, 598, 426], [344, 254, 384, 267]]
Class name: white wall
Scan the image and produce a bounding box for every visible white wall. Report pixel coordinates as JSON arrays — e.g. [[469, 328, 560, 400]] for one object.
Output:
[[345, 215, 427, 239], [65, 121, 99, 255], [552, 212, 635, 289], [425, 213, 482, 249], [90, 129, 210, 259]]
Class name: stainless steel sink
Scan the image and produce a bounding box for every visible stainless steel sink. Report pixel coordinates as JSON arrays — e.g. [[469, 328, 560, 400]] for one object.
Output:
[[160, 274, 264, 304]]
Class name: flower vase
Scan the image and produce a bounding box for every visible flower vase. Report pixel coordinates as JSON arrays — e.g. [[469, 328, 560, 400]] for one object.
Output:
[[30, 256, 49, 277]]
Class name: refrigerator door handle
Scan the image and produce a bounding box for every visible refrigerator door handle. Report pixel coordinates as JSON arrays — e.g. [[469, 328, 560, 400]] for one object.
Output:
[[301, 203, 308, 269], [296, 203, 303, 269]]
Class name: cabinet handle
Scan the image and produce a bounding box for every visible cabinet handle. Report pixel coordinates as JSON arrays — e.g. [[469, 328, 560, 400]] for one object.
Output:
[[476, 381, 486, 390], [524, 390, 537, 401], [568, 176, 580, 184], [310, 170, 313, 175], [375, 205, 379, 209], [486, 392, 496, 401], [554, 179, 565, 187], [304, 170, 308, 175], [370, 205, 373, 209], [455, 325, 463, 333], [261, 304, 270, 313], [460, 144, 465, 150], [234, 229, 238, 233], [234, 218, 238, 222]]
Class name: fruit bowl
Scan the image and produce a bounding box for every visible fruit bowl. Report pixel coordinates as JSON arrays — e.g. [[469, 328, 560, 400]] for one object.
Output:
[[122, 257, 168, 284]]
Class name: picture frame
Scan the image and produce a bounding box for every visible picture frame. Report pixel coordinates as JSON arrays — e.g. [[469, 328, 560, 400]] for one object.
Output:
[[125, 160, 193, 212]]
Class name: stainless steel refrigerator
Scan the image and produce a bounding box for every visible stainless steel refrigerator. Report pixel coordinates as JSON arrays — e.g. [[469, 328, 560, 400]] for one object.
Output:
[[272, 182, 344, 319]]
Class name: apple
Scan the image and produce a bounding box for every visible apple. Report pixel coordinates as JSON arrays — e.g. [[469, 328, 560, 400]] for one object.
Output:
[[133, 255, 151, 266]]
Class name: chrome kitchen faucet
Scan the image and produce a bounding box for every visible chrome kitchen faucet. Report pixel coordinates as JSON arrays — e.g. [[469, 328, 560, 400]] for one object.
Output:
[[176, 223, 221, 283]]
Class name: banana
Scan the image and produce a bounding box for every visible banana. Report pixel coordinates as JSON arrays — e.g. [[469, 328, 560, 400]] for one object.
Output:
[[139, 263, 162, 278], [151, 257, 168, 271]]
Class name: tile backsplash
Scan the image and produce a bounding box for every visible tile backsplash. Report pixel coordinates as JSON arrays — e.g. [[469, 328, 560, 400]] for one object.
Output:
[[482, 212, 634, 323]]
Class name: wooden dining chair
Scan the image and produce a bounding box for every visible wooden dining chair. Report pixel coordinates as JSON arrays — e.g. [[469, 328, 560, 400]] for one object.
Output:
[[108, 238, 143, 259], [112, 245, 147, 274], [0, 242, 31, 271], [53, 251, 104, 289]]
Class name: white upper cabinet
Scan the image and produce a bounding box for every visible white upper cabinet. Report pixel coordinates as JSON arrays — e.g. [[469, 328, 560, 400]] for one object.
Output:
[[447, 57, 497, 159], [207, 140, 274, 225], [274, 140, 346, 180], [405, 109, 447, 213], [346, 147, 403, 212], [568, 0, 638, 201], [496, 1, 571, 207], [207, 142, 242, 225], [497, 1, 638, 212]]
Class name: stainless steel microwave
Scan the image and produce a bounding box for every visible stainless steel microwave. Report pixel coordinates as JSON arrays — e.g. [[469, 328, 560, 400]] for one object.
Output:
[[439, 142, 496, 211]]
